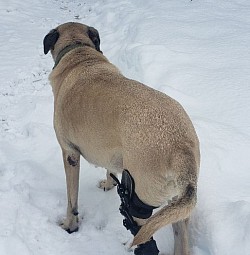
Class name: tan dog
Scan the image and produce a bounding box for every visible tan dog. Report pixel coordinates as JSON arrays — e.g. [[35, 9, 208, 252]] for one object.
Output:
[[44, 22, 200, 255]]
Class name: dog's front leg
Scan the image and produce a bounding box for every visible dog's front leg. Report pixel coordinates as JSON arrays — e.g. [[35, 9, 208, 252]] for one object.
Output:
[[61, 149, 80, 233]]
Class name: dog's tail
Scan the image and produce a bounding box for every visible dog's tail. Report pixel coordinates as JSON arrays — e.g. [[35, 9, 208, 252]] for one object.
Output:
[[131, 183, 197, 247]]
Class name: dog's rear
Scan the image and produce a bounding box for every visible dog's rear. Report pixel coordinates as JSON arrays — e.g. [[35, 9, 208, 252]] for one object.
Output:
[[131, 146, 199, 246]]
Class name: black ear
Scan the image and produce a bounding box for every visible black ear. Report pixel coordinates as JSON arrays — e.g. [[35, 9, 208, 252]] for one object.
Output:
[[88, 27, 102, 53], [43, 29, 59, 54]]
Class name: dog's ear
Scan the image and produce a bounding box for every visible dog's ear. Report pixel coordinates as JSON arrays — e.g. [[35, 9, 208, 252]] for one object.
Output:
[[88, 27, 102, 53], [43, 29, 59, 55]]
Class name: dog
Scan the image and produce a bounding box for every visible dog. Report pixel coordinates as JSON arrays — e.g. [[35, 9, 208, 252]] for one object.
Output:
[[44, 22, 200, 255]]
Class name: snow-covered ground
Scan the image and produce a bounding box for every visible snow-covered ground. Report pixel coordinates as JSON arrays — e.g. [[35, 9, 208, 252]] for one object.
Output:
[[0, 0, 250, 254]]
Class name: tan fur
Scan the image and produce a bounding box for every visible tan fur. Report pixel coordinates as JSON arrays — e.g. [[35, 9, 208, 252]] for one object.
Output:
[[45, 22, 200, 254]]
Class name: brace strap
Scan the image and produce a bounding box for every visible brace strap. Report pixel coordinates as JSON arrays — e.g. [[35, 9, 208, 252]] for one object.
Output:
[[111, 170, 157, 219], [110, 170, 158, 234], [111, 170, 159, 255]]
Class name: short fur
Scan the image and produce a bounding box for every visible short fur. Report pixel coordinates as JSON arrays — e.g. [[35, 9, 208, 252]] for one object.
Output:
[[44, 22, 200, 255]]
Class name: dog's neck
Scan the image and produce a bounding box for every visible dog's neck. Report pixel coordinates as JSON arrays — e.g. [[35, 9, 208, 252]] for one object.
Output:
[[53, 42, 92, 69]]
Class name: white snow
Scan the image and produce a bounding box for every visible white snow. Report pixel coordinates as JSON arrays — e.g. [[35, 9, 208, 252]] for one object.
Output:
[[0, 0, 250, 254]]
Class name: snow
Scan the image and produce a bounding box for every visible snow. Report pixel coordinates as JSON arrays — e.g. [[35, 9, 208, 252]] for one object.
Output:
[[0, 0, 250, 254]]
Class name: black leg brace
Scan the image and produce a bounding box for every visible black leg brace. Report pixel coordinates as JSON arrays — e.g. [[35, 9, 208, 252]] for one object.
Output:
[[110, 170, 159, 255]]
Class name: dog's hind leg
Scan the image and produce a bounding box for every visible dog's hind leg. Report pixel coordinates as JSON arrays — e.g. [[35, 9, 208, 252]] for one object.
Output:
[[60, 149, 80, 233], [172, 218, 190, 255]]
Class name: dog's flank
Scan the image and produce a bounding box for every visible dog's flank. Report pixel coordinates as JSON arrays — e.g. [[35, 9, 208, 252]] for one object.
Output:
[[44, 22, 200, 255]]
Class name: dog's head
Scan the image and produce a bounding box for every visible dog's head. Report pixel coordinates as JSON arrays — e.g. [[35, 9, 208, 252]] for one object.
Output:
[[43, 22, 101, 61]]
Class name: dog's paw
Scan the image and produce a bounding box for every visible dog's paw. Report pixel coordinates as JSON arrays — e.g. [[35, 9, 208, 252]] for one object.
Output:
[[98, 179, 116, 191], [60, 216, 79, 234]]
